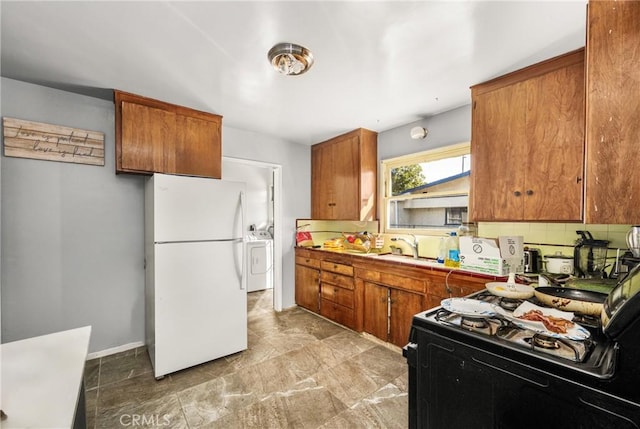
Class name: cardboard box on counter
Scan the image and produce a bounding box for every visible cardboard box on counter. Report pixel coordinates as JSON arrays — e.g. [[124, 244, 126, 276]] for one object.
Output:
[[459, 236, 524, 276]]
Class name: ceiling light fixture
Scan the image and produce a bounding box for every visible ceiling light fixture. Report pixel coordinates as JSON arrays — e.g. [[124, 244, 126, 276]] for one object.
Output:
[[268, 43, 314, 76], [410, 126, 429, 140]]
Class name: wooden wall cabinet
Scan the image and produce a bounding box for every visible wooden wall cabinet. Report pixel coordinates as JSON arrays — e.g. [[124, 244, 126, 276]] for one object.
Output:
[[115, 90, 222, 178], [470, 49, 585, 222], [294, 248, 321, 312], [311, 128, 378, 221], [585, 1, 640, 224]]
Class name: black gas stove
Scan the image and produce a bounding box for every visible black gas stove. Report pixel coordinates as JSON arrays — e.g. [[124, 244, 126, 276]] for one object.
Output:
[[404, 265, 640, 429]]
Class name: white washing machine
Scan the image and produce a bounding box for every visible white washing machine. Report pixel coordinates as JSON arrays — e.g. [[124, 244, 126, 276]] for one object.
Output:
[[245, 231, 273, 292]]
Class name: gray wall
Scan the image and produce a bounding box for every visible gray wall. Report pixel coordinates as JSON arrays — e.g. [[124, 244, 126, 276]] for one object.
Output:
[[222, 159, 273, 232], [377, 105, 471, 161], [1, 77, 310, 353], [1, 78, 145, 352], [222, 127, 310, 308]]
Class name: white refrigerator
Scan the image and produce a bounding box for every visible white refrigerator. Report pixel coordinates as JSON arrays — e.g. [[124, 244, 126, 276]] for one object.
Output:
[[145, 173, 247, 378]]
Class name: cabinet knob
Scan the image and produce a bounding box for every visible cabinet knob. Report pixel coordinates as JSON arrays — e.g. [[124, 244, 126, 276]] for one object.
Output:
[[526, 189, 534, 196], [513, 191, 522, 197]]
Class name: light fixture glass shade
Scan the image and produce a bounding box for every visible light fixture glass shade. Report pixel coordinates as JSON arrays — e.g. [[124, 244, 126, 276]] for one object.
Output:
[[268, 43, 314, 76]]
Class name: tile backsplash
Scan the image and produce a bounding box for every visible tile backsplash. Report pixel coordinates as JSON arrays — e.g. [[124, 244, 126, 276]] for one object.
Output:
[[295, 219, 634, 267]]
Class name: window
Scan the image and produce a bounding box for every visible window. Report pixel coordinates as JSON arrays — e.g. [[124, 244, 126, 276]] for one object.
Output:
[[381, 142, 470, 234]]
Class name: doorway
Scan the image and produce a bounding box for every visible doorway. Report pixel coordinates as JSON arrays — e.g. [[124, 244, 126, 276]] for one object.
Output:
[[222, 157, 283, 311]]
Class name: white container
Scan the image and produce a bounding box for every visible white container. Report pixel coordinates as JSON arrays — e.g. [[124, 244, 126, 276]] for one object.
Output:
[[545, 253, 574, 274]]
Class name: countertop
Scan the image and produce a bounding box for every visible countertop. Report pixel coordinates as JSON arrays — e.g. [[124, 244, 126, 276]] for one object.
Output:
[[1, 326, 92, 428], [298, 246, 505, 280]]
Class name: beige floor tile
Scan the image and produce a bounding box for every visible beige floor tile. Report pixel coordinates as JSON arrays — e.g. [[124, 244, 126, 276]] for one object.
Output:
[[95, 393, 188, 429], [87, 289, 409, 428]]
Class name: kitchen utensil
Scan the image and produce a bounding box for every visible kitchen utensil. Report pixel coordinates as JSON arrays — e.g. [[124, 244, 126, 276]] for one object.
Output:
[[627, 226, 640, 258], [485, 281, 535, 299], [544, 252, 574, 274], [574, 230, 609, 278], [523, 247, 541, 273], [533, 287, 607, 316]]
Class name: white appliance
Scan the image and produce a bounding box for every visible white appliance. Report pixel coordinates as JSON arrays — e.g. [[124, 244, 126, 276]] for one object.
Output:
[[246, 231, 273, 292], [145, 173, 247, 378]]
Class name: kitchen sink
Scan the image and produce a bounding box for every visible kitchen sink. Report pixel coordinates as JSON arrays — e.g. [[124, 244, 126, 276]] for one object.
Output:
[[366, 253, 443, 268]]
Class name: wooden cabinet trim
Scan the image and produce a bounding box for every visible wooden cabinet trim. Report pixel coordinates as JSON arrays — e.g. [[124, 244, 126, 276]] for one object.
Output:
[[471, 48, 585, 97], [115, 90, 222, 122]]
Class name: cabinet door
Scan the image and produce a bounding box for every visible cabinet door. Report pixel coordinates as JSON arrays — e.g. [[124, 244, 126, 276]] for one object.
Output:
[[311, 143, 335, 219], [585, 1, 640, 224], [526, 61, 584, 221], [363, 282, 389, 341], [389, 289, 424, 347], [173, 114, 221, 179], [471, 82, 527, 221], [331, 135, 361, 220], [120, 101, 175, 172], [295, 264, 319, 312]]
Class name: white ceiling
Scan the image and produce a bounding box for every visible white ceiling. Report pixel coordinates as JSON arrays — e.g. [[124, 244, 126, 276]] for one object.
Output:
[[0, 1, 587, 145]]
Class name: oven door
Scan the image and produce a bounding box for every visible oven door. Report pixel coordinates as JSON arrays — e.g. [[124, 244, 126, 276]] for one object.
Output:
[[411, 327, 640, 429]]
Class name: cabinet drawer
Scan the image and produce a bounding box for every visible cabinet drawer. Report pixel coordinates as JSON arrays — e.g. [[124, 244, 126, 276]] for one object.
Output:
[[320, 299, 356, 330], [295, 256, 321, 269], [320, 271, 354, 290], [321, 284, 355, 309], [429, 280, 485, 299], [356, 269, 424, 293], [321, 260, 354, 276]]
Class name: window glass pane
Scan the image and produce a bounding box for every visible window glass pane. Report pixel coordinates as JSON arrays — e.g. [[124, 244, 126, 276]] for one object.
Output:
[[383, 144, 471, 232]]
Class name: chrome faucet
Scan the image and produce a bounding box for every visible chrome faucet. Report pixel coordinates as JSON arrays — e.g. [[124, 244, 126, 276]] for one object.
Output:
[[391, 235, 419, 259]]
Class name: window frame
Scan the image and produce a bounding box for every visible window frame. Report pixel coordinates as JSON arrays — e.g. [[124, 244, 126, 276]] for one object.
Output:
[[380, 141, 471, 235]]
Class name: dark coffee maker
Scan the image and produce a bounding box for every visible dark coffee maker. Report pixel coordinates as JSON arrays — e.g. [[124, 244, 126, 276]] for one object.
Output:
[[574, 230, 609, 278]]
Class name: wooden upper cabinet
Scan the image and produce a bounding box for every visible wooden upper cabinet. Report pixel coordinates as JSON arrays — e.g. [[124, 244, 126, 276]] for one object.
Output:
[[585, 1, 640, 224], [115, 90, 222, 178], [311, 128, 378, 221], [470, 49, 585, 222]]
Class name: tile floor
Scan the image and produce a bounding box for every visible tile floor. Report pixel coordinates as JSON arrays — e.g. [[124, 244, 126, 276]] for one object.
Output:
[[84, 289, 409, 428]]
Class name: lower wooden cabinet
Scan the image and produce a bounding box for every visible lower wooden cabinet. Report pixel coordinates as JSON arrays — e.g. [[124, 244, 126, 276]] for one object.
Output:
[[295, 250, 321, 312], [425, 270, 487, 308], [319, 260, 357, 330], [363, 281, 425, 348], [294, 248, 497, 349]]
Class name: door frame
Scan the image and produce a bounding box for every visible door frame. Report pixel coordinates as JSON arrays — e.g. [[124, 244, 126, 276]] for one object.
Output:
[[222, 156, 283, 311]]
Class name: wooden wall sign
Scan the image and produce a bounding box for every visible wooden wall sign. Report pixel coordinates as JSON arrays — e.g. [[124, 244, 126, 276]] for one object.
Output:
[[2, 117, 105, 166]]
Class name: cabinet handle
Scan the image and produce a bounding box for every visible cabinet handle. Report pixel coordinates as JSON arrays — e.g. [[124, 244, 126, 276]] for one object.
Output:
[[577, 176, 582, 183], [526, 189, 534, 196], [513, 191, 522, 197]]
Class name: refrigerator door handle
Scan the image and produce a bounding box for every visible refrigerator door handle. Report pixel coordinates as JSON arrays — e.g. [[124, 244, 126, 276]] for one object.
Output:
[[239, 191, 246, 290]]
